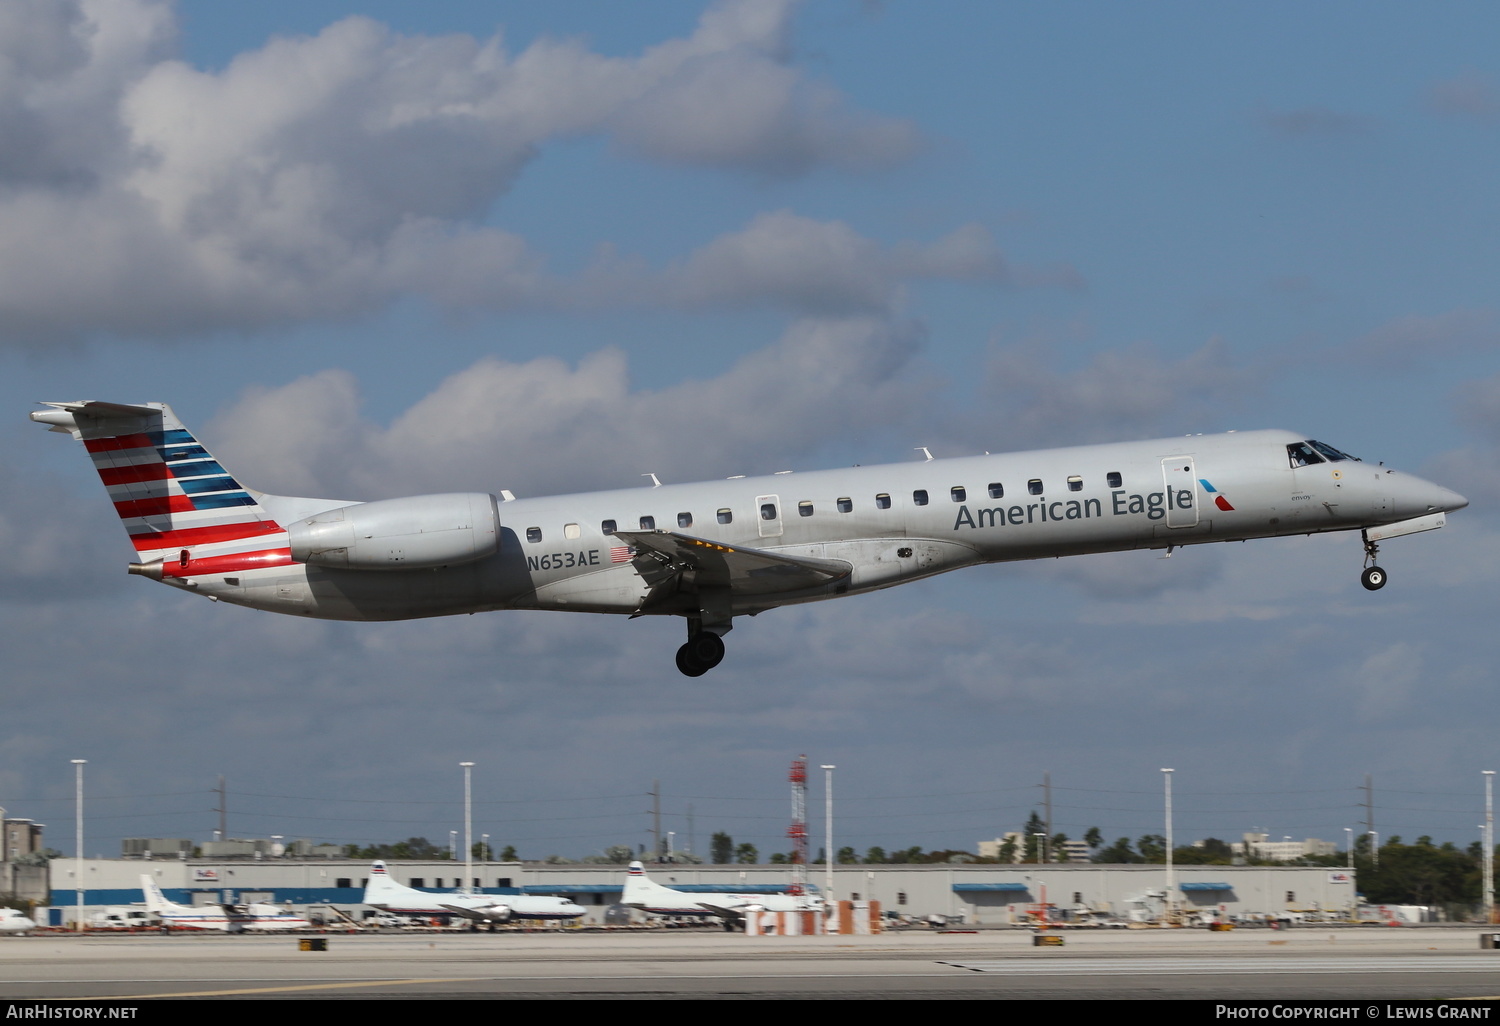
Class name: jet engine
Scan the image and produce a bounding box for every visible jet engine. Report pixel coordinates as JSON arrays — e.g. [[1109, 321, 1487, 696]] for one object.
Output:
[[288, 493, 501, 571]]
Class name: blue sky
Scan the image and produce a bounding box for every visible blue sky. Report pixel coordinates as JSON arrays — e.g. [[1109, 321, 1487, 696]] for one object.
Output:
[[2, 0, 1498, 863]]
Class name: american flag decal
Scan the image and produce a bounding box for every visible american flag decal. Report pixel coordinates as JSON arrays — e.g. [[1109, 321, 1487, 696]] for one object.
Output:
[[611, 546, 635, 563]]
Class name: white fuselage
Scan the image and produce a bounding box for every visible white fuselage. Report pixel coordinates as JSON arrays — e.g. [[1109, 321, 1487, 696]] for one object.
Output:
[[191, 429, 1463, 622]]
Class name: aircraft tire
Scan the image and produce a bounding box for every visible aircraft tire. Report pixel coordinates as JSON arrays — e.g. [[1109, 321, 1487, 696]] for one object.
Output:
[[1361, 566, 1387, 591], [676, 644, 709, 677], [686, 632, 725, 669]]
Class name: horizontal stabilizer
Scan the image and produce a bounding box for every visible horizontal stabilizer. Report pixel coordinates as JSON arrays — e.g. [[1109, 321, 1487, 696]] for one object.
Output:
[[36, 400, 161, 418], [611, 529, 851, 597]]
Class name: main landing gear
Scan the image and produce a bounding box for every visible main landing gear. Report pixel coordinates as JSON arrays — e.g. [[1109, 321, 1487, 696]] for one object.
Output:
[[1361, 532, 1387, 591], [675, 631, 725, 677]]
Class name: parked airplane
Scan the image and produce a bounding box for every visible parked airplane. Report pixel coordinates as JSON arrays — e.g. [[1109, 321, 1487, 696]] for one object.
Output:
[[362, 860, 585, 923], [621, 860, 820, 929], [139, 875, 311, 931], [33, 401, 1467, 675], [0, 908, 37, 935]]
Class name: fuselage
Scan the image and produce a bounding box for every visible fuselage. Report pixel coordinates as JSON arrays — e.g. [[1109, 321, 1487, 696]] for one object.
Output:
[[157, 906, 309, 931], [198, 429, 1465, 622]]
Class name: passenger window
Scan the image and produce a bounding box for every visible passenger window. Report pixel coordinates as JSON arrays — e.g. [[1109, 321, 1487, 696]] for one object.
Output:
[[564, 523, 581, 539], [988, 483, 1004, 499], [1107, 472, 1122, 488], [912, 490, 928, 506], [837, 497, 853, 513], [1067, 476, 1083, 492], [717, 509, 733, 525], [601, 520, 617, 535], [526, 527, 541, 544], [677, 512, 692, 529], [951, 486, 966, 502], [876, 493, 891, 509], [1028, 479, 1043, 496], [760, 502, 777, 521], [640, 516, 655, 530], [798, 501, 814, 517]]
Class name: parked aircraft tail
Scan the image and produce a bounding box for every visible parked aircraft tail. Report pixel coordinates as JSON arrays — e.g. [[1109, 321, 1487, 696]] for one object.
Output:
[[138, 874, 176, 914], [31, 401, 293, 581], [623, 860, 686, 907], [364, 860, 419, 903]]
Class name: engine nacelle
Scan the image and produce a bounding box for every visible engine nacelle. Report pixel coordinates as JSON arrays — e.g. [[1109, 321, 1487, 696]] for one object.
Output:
[[288, 493, 500, 571]]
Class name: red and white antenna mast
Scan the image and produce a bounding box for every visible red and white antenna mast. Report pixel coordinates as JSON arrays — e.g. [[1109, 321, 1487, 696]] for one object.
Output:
[[788, 755, 808, 896]]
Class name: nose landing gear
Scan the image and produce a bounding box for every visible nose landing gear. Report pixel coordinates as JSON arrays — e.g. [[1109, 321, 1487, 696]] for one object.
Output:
[[1361, 532, 1386, 591]]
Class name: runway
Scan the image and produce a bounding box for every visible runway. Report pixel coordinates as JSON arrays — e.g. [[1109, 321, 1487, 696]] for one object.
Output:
[[3, 927, 1500, 1000]]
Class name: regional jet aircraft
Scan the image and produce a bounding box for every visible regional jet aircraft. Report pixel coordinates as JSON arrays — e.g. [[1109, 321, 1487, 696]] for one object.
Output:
[[621, 860, 820, 929], [139, 875, 310, 932], [33, 401, 1467, 675], [362, 860, 584, 923]]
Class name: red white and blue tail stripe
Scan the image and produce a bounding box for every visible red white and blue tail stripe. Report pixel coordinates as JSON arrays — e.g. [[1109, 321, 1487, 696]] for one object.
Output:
[[32, 401, 295, 579]]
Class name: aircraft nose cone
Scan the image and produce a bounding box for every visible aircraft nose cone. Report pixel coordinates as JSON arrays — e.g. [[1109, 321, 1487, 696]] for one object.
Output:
[[1434, 484, 1468, 513], [1389, 472, 1467, 518]]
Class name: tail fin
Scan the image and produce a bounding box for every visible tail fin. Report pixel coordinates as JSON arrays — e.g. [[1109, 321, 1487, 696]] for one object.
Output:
[[139, 874, 174, 914], [32, 401, 294, 580], [623, 860, 680, 905], [364, 860, 419, 903]]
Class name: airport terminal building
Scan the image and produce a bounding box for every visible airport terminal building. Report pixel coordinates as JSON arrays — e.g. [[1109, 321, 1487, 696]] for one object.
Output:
[[45, 858, 1355, 926]]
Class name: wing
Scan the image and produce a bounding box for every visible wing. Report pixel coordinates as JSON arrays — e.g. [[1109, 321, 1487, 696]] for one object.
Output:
[[695, 901, 748, 920], [610, 530, 851, 611], [437, 903, 486, 920]]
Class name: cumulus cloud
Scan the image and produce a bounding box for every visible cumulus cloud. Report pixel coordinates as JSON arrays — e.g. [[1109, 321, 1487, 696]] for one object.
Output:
[[1425, 371, 1500, 510], [1345, 642, 1423, 722], [424, 211, 1031, 317], [1345, 308, 1499, 363], [208, 315, 932, 499], [1258, 106, 1370, 138], [950, 336, 1260, 451], [0, 452, 132, 601], [0, 0, 928, 344], [1426, 70, 1500, 122]]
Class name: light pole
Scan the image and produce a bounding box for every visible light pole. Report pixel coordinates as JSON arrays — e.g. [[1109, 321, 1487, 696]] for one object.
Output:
[[461, 762, 474, 894], [1162, 768, 1175, 920], [71, 759, 86, 931], [1345, 827, 1355, 921], [1485, 771, 1495, 924], [821, 765, 835, 907]]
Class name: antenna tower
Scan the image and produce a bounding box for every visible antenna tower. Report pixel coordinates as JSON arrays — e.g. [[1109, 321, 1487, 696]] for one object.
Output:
[[788, 755, 808, 895]]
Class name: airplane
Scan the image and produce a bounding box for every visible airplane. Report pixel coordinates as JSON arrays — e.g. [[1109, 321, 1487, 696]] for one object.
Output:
[[0, 908, 37, 935], [621, 860, 821, 929], [32, 401, 1467, 676], [362, 860, 585, 924], [139, 874, 311, 931]]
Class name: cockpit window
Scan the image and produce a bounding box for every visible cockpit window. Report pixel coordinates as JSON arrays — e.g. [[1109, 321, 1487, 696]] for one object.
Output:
[[1287, 442, 1325, 468], [1308, 440, 1359, 463]]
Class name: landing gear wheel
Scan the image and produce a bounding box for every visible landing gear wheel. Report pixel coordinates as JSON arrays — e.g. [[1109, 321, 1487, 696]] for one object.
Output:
[[686, 631, 725, 669], [675, 644, 709, 677], [1361, 566, 1387, 591], [675, 633, 725, 677]]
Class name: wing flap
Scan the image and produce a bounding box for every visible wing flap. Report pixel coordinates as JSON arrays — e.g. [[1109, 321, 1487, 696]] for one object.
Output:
[[610, 529, 851, 598]]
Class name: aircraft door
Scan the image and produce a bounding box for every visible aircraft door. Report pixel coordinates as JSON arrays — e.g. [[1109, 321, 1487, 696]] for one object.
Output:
[[755, 494, 783, 539], [1161, 457, 1199, 528]]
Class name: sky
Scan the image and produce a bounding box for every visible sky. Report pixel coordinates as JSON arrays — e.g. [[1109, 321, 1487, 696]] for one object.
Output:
[[2, 0, 1499, 864]]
